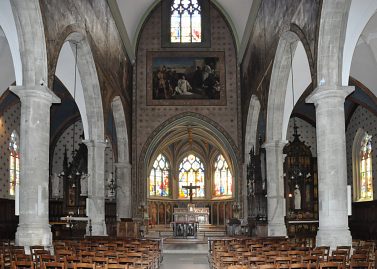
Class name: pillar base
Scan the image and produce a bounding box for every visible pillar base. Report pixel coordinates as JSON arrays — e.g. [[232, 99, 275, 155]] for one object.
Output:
[[15, 223, 52, 247], [316, 227, 352, 249], [268, 223, 287, 237]]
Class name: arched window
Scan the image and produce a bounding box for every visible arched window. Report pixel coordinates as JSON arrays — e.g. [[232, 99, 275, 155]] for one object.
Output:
[[9, 131, 19, 196], [213, 154, 233, 197], [359, 133, 373, 201], [170, 0, 201, 43], [149, 154, 170, 197], [178, 154, 205, 198]]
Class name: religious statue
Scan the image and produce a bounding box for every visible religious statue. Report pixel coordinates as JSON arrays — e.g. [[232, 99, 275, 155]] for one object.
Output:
[[51, 173, 62, 198], [80, 173, 89, 196], [294, 184, 301, 210]]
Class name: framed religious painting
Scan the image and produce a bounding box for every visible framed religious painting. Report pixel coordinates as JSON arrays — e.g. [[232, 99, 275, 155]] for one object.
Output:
[[146, 51, 226, 106]]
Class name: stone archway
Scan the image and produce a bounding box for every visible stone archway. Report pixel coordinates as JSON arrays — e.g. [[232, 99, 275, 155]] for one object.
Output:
[[265, 30, 313, 236], [111, 96, 132, 219], [54, 30, 106, 236], [243, 95, 261, 218], [137, 112, 240, 217]]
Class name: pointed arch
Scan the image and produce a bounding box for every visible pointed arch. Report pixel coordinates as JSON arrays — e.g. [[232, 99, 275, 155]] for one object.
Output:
[[111, 96, 130, 163], [55, 30, 104, 141], [266, 31, 312, 142], [245, 95, 260, 160]]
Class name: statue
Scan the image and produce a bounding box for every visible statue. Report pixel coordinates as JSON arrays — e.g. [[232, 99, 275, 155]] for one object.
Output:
[[51, 173, 62, 198], [80, 173, 89, 196], [294, 184, 301, 210]]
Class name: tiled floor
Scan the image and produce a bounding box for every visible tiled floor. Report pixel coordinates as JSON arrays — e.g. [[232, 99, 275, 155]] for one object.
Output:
[[160, 253, 210, 269]]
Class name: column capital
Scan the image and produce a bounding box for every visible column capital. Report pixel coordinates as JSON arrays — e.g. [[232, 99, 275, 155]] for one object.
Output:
[[82, 139, 107, 149], [262, 140, 288, 150], [306, 86, 354, 105], [10, 85, 60, 104], [114, 162, 132, 169]]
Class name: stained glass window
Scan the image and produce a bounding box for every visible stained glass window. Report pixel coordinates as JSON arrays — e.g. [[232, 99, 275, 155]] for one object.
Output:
[[171, 0, 201, 43], [149, 154, 170, 197], [9, 131, 19, 196], [179, 154, 205, 198], [213, 154, 233, 197], [359, 133, 373, 201]]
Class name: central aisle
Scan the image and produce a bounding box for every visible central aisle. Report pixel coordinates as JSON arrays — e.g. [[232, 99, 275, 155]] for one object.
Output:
[[160, 254, 210, 269]]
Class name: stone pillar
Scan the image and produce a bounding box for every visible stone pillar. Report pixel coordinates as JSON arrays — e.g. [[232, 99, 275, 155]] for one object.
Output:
[[10, 85, 60, 247], [84, 140, 107, 236], [115, 162, 132, 220], [306, 86, 354, 249], [263, 140, 287, 237]]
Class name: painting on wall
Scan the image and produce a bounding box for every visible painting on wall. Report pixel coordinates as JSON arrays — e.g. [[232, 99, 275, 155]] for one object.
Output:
[[146, 51, 226, 106]]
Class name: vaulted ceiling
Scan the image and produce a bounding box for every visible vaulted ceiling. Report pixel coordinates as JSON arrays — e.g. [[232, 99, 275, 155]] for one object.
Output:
[[107, 0, 259, 61]]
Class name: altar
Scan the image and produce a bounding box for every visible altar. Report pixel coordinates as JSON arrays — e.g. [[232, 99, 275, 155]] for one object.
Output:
[[173, 205, 209, 224]]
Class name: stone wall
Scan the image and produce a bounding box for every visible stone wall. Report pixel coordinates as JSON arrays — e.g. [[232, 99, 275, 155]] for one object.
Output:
[[134, 4, 239, 205], [346, 105, 377, 199]]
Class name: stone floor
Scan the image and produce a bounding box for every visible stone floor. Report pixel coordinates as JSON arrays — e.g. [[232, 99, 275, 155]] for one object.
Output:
[[160, 242, 210, 268], [160, 254, 210, 269]]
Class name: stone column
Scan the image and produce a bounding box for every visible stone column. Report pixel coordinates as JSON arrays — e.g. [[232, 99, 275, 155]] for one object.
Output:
[[84, 140, 107, 236], [306, 86, 354, 249], [10, 85, 60, 247], [263, 140, 287, 237], [115, 162, 132, 220]]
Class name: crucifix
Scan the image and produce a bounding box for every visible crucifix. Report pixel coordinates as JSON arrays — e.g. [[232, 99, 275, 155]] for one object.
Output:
[[182, 183, 200, 203]]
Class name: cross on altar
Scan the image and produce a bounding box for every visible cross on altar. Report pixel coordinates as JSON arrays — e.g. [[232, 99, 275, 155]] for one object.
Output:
[[182, 183, 200, 203]]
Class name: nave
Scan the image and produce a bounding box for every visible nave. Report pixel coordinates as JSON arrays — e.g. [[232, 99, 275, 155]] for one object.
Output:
[[1, 237, 376, 269]]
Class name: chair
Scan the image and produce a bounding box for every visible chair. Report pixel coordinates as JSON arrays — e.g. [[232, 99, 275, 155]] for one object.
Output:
[[351, 254, 369, 262], [104, 265, 128, 269], [318, 262, 341, 269], [11, 261, 35, 269], [73, 263, 95, 269], [42, 262, 66, 269], [14, 254, 32, 262], [92, 257, 108, 267], [349, 261, 371, 269], [289, 263, 310, 269], [258, 264, 278, 269]]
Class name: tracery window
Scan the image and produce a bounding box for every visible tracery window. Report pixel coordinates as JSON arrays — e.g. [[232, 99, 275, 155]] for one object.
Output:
[[170, 0, 201, 43], [178, 154, 205, 198], [359, 133, 373, 201], [149, 154, 170, 197], [213, 154, 233, 197], [9, 131, 19, 196]]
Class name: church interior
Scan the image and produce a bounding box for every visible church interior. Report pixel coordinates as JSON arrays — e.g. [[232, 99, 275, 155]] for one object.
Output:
[[0, 0, 377, 268]]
